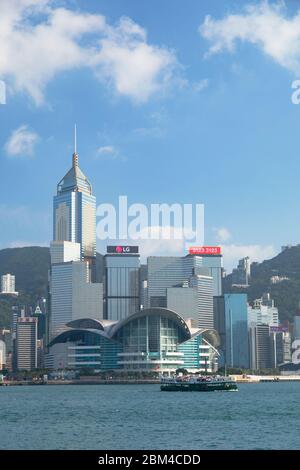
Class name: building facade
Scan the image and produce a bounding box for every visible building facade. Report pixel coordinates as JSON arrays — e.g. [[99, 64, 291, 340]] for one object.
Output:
[[146, 254, 216, 329], [224, 293, 250, 369], [16, 317, 37, 371], [0, 339, 6, 369], [104, 246, 140, 321], [53, 152, 96, 262], [50, 259, 103, 338], [231, 257, 251, 287], [1, 273, 18, 295], [146, 252, 222, 308], [48, 309, 220, 374], [249, 324, 273, 370], [248, 293, 279, 327], [49, 153, 103, 340], [293, 309, 300, 340]]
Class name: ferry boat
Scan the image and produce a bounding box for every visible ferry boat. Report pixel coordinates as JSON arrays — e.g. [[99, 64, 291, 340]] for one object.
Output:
[[160, 375, 238, 392]]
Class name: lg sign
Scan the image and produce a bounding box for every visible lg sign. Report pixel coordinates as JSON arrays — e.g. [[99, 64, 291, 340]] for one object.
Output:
[[107, 246, 139, 254]]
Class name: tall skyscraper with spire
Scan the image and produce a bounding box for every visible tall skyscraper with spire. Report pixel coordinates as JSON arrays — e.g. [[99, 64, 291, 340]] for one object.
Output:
[[53, 129, 96, 266], [48, 132, 103, 341]]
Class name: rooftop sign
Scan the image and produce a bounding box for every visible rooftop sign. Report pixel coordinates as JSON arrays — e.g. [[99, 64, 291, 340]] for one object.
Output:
[[107, 246, 139, 254], [189, 246, 221, 256]]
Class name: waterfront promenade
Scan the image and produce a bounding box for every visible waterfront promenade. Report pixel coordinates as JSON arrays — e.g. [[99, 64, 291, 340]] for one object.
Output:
[[2, 374, 300, 386]]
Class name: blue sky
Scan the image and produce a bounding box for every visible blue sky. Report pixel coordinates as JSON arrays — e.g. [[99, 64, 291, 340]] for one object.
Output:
[[1, 0, 300, 270]]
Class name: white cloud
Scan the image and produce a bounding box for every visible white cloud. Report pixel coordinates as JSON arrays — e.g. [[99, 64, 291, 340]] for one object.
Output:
[[214, 227, 231, 242], [94, 17, 177, 103], [96, 145, 126, 161], [4, 125, 39, 157], [221, 243, 276, 272], [97, 145, 117, 156], [0, 1, 178, 104], [193, 78, 209, 92], [199, 1, 300, 75]]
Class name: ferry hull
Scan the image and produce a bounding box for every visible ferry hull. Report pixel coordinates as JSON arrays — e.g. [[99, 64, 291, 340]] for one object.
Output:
[[160, 381, 238, 392]]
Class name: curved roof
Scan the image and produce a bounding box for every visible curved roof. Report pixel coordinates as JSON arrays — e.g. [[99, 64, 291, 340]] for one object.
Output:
[[48, 328, 110, 347], [109, 307, 192, 343], [189, 328, 220, 349], [49, 311, 220, 350], [66, 318, 105, 331]]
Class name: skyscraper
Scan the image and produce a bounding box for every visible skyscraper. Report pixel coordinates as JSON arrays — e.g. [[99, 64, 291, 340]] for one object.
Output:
[[146, 254, 215, 329], [0, 340, 6, 369], [249, 324, 273, 370], [248, 293, 279, 327], [146, 250, 222, 309], [104, 246, 140, 321], [224, 293, 250, 369], [49, 143, 103, 339], [232, 257, 251, 287], [1, 273, 18, 295], [53, 147, 96, 268], [16, 317, 37, 371]]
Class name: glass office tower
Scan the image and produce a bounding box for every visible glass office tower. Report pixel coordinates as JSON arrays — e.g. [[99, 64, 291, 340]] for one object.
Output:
[[53, 152, 96, 263], [104, 246, 140, 321], [147, 253, 222, 308], [224, 293, 250, 369], [49, 151, 102, 342]]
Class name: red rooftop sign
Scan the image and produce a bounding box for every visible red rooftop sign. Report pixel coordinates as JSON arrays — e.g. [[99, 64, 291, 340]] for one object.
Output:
[[189, 246, 221, 255]]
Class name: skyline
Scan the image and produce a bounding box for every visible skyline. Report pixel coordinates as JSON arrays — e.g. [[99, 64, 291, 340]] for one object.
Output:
[[2, 0, 300, 270]]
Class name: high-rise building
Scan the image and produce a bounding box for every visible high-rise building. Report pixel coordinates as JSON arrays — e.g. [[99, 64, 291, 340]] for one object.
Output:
[[167, 284, 198, 325], [248, 293, 279, 327], [293, 307, 300, 339], [33, 305, 46, 340], [50, 256, 103, 338], [147, 254, 215, 329], [249, 324, 273, 370], [231, 257, 251, 287], [49, 149, 103, 339], [167, 274, 214, 329], [189, 274, 214, 329], [139, 264, 148, 310], [16, 317, 37, 371], [146, 256, 188, 308], [270, 327, 292, 366], [213, 296, 226, 367], [11, 306, 25, 338], [188, 247, 223, 296], [53, 150, 96, 268], [1, 274, 18, 295], [147, 251, 221, 307], [104, 246, 140, 321], [224, 293, 250, 369], [0, 340, 6, 369], [0, 329, 12, 357]]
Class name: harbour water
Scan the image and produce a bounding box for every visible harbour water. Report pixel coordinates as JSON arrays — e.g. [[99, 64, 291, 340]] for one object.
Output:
[[0, 382, 300, 450]]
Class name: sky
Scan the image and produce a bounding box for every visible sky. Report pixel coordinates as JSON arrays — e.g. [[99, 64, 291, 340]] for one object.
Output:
[[1, 0, 300, 270]]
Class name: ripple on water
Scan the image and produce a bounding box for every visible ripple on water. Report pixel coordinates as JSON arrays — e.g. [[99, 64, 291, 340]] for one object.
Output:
[[1, 383, 300, 449]]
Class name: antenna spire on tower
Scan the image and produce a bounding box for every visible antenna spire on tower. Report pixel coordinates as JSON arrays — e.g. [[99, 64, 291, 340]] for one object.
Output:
[[73, 124, 78, 168]]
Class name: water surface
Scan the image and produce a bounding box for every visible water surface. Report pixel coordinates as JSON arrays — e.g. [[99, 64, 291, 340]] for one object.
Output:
[[0, 382, 299, 449]]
